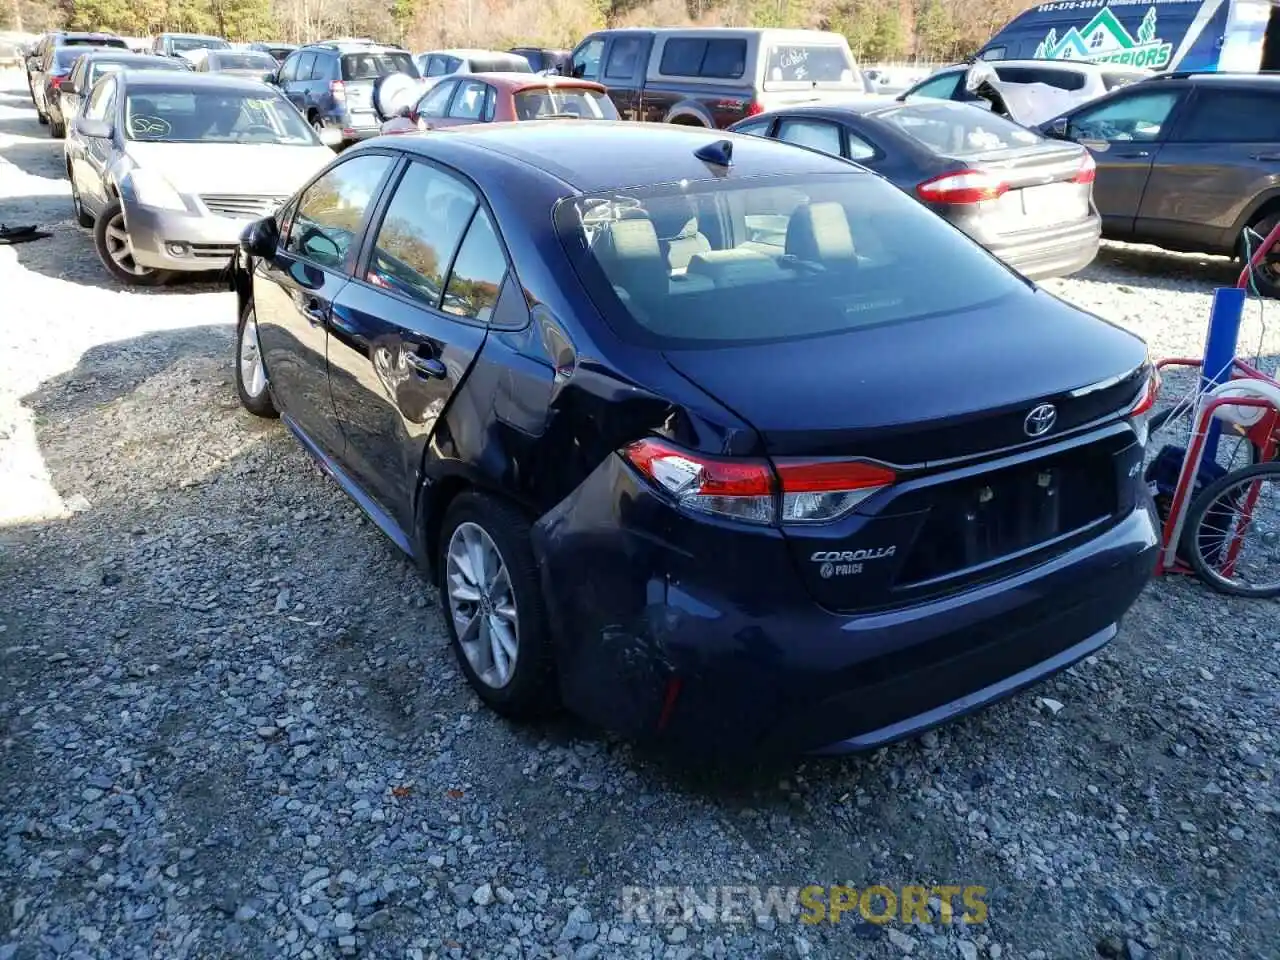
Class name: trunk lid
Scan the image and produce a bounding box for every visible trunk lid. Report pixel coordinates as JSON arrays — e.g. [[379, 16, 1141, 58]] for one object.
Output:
[[954, 141, 1093, 234], [661, 288, 1148, 611]]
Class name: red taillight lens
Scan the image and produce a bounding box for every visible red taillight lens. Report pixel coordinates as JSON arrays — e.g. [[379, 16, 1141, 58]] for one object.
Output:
[[774, 459, 897, 523], [1073, 151, 1096, 185], [744, 100, 764, 117], [330, 80, 346, 101], [916, 169, 1008, 205], [1127, 367, 1160, 418], [621, 439, 897, 525], [50, 75, 66, 89]]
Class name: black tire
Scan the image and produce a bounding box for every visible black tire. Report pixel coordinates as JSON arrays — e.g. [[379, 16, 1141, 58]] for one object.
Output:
[[70, 180, 93, 228], [93, 200, 170, 287], [235, 301, 278, 418], [436, 492, 558, 719], [1181, 461, 1280, 598], [1241, 212, 1280, 299], [49, 114, 64, 138], [36, 107, 48, 125]]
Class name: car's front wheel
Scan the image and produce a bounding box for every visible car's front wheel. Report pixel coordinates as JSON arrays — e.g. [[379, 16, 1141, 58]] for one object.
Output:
[[1242, 212, 1280, 298], [49, 112, 64, 138], [438, 492, 557, 719], [235, 302, 278, 418], [93, 200, 169, 286]]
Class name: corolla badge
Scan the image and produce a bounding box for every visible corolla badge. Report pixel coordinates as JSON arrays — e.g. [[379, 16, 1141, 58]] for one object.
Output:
[[1024, 403, 1058, 437]]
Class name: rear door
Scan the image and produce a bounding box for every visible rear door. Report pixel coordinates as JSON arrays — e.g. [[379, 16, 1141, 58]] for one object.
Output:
[[253, 152, 396, 458], [328, 157, 500, 533], [1136, 84, 1280, 252], [1057, 85, 1188, 237]]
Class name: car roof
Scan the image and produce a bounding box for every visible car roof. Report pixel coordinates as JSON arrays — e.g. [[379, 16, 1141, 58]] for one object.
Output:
[[121, 71, 279, 92], [385, 121, 858, 193], [596, 26, 849, 41], [76, 51, 178, 65], [163, 33, 224, 40]]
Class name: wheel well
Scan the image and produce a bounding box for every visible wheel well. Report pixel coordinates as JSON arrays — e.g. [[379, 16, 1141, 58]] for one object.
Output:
[[1241, 197, 1280, 258], [421, 476, 472, 577], [668, 114, 706, 127]]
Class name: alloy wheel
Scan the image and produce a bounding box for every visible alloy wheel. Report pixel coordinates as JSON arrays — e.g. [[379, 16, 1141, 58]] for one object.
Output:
[[102, 212, 153, 278], [238, 310, 267, 398], [445, 521, 519, 689]]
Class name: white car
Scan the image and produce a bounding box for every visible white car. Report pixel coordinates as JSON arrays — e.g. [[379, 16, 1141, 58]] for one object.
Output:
[[900, 59, 1151, 125], [413, 48, 532, 85]]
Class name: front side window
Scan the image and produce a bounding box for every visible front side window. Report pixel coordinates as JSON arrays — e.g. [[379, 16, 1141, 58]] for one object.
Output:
[[124, 88, 319, 144], [425, 55, 448, 77], [285, 154, 393, 269], [556, 172, 1026, 348], [367, 162, 479, 307], [448, 80, 488, 120], [442, 210, 507, 321], [776, 118, 842, 157], [605, 37, 645, 79], [572, 38, 604, 81], [1175, 89, 1280, 142], [417, 80, 456, 118], [294, 53, 316, 81], [85, 76, 115, 120], [1067, 90, 1181, 142]]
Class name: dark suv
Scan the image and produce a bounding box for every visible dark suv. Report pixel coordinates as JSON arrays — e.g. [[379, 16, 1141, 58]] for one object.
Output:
[[275, 40, 419, 145], [25, 31, 127, 108], [1040, 72, 1280, 295]]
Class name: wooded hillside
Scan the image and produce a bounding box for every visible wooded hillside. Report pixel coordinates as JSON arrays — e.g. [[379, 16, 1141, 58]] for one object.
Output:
[[4, 0, 1033, 63]]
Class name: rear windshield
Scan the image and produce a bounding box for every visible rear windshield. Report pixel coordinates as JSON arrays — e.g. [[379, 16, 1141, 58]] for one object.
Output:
[[341, 52, 419, 80], [514, 88, 618, 120], [555, 173, 1023, 349], [763, 44, 855, 88], [876, 101, 1042, 156], [89, 58, 186, 82], [64, 36, 127, 48], [471, 56, 532, 73], [171, 37, 229, 53], [993, 65, 1085, 91], [54, 47, 92, 68], [213, 52, 277, 70]]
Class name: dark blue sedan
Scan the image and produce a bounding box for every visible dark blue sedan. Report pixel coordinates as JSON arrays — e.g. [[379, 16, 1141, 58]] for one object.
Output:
[[229, 122, 1160, 758]]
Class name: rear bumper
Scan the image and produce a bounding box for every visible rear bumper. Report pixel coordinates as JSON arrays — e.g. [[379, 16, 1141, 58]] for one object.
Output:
[[983, 216, 1102, 281], [123, 202, 244, 272], [532, 455, 1158, 759]]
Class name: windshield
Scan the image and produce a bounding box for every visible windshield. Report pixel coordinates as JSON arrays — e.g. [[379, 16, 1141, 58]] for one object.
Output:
[[555, 173, 1024, 348], [125, 88, 318, 144], [341, 52, 418, 80], [514, 88, 617, 120], [876, 101, 1042, 156], [763, 44, 856, 88], [213, 52, 277, 71], [172, 37, 229, 54]]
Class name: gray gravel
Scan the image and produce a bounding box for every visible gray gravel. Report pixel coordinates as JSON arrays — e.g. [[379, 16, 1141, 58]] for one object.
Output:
[[3, 69, 1280, 960]]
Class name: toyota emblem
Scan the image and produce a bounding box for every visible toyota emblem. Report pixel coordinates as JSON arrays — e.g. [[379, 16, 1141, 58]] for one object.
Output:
[[1024, 403, 1057, 437]]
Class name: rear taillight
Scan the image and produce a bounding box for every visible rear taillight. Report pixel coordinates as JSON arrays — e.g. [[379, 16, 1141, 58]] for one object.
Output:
[[1125, 366, 1160, 446], [916, 169, 1008, 205], [50, 75, 66, 89], [330, 80, 346, 101], [621, 438, 897, 525], [1072, 151, 1096, 185], [744, 100, 764, 117]]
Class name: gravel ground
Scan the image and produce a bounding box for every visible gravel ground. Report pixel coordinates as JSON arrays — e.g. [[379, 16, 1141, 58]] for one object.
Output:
[[3, 69, 1280, 960]]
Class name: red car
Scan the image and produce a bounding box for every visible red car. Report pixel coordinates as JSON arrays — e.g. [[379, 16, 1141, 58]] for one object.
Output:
[[380, 73, 617, 134]]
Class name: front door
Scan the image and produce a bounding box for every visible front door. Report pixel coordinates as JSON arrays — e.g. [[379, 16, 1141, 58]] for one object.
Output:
[[253, 152, 396, 457], [70, 76, 119, 217], [327, 158, 503, 533], [1061, 87, 1187, 238], [599, 33, 650, 121]]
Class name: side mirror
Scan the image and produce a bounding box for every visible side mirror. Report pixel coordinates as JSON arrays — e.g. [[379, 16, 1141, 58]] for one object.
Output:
[[75, 116, 113, 139], [1047, 117, 1069, 140], [240, 216, 279, 258]]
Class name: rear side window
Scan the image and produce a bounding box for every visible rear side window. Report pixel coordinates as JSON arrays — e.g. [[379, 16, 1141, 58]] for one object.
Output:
[[994, 66, 1086, 92], [443, 210, 508, 321], [448, 80, 489, 120], [284, 154, 392, 269], [555, 173, 1025, 348], [342, 52, 418, 80], [1175, 89, 1280, 142], [776, 118, 842, 157], [214, 52, 277, 71], [659, 38, 746, 79], [877, 101, 1042, 156], [294, 53, 316, 81], [367, 162, 478, 308]]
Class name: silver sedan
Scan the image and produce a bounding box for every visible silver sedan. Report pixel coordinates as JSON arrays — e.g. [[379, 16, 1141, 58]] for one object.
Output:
[[64, 70, 339, 285]]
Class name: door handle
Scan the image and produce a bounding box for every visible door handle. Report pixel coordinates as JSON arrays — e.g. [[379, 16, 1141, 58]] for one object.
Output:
[[1114, 150, 1151, 159], [404, 352, 447, 379], [301, 298, 326, 326], [1251, 152, 1280, 161]]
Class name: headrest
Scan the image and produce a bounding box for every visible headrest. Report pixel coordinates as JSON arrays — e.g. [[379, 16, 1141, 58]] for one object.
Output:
[[649, 196, 698, 241], [785, 201, 856, 262], [594, 218, 667, 297]]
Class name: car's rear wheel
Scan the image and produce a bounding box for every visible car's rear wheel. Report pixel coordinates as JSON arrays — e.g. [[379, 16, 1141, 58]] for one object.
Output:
[[36, 105, 48, 125], [235, 301, 278, 418], [438, 493, 557, 719], [93, 200, 169, 286], [1241, 212, 1280, 299], [49, 113, 64, 138]]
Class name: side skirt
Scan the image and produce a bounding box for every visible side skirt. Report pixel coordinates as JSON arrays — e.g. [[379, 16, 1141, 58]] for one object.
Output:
[[280, 413, 416, 559]]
